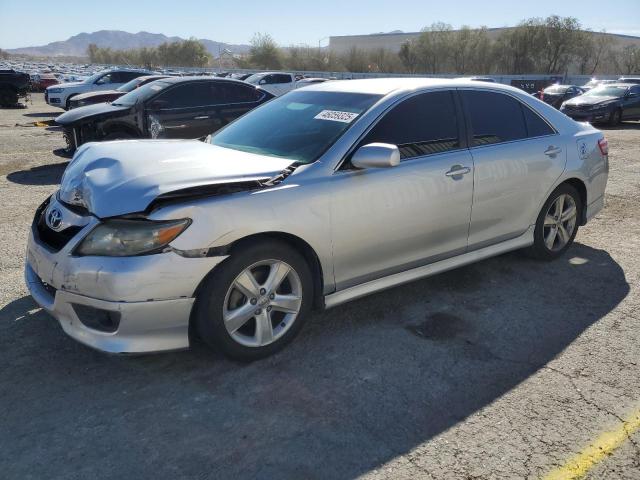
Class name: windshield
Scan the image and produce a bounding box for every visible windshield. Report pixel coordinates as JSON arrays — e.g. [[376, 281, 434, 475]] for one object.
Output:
[[211, 90, 381, 164], [583, 86, 628, 97], [244, 73, 264, 85], [84, 72, 105, 84], [113, 80, 171, 106], [544, 85, 568, 93], [117, 77, 145, 92]]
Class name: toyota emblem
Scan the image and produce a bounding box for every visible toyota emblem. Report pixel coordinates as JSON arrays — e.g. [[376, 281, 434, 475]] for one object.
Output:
[[46, 208, 63, 231]]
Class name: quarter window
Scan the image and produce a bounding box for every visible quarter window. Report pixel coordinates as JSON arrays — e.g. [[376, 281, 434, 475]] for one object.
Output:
[[522, 105, 555, 137], [358, 91, 460, 160]]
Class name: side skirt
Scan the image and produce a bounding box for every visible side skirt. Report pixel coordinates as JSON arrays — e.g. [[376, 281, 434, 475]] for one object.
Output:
[[323, 226, 534, 309]]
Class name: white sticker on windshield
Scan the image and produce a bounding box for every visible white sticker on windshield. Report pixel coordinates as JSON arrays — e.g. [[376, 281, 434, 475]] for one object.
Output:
[[314, 110, 359, 123]]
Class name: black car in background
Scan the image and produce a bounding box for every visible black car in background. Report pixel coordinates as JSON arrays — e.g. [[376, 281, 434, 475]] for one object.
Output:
[[67, 75, 170, 109], [536, 84, 584, 108], [56, 77, 273, 152], [0, 69, 30, 106], [560, 83, 640, 125]]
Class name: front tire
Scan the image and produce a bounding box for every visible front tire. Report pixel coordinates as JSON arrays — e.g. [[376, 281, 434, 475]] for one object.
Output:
[[193, 241, 313, 361], [527, 184, 582, 260]]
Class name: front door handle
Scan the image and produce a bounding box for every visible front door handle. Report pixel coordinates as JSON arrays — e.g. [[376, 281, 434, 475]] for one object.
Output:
[[544, 146, 562, 157], [445, 165, 471, 177], [194, 115, 209, 120]]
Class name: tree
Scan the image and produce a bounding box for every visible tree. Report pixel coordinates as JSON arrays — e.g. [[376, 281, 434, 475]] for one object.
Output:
[[416, 22, 454, 73], [249, 33, 281, 69], [399, 41, 419, 73], [341, 46, 369, 73]]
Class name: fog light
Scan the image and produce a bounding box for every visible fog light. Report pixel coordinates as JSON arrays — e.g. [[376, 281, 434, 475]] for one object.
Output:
[[72, 304, 121, 333]]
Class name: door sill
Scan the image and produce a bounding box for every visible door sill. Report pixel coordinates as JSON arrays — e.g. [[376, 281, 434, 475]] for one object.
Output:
[[324, 226, 534, 309]]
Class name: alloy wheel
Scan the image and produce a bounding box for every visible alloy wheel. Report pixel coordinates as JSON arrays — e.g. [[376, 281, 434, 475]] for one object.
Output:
[[222, 260, 302, 347], [543, 194, 577, 252]]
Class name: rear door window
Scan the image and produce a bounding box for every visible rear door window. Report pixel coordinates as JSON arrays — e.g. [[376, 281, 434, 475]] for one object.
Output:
[[358, 91, 460, 160], [522, 105, 555, 138], [462, 91, 528, 146], [221, 83, 261, 103]]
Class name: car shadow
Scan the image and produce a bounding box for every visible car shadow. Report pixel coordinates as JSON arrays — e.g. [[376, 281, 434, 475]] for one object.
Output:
[[5, 161, 68, 185], [22, 112, 59, 118], [0, 243, 628, 479], [600, 120, 640, 130]]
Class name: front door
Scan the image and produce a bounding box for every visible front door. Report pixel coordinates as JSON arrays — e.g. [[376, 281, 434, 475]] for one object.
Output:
[[330, 90, 474, 290]]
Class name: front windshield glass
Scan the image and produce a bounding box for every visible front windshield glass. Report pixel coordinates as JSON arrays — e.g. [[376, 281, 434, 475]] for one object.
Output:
[[117, 77, 144, 92], [84, 72, 105, 84], [211, 90, 381, 164], [112, 80, 171, 106], [544, 86, 568, 93], [244, 73, 263, 85], [583, 86, 628, 97]]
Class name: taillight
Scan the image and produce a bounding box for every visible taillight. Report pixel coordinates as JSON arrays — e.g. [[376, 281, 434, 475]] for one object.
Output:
[[598, 138, 608, 156]]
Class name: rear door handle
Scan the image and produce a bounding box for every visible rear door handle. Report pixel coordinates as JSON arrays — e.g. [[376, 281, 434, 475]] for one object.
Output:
[[194, 115, 209, 120], [544, 146, 562, 157], [445, 165, 471, 177]]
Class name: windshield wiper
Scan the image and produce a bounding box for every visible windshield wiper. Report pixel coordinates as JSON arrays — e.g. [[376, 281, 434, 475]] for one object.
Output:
[[262, 161, 302, 186]]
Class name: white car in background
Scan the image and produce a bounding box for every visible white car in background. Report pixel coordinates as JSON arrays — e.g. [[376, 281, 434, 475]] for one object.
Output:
[[45, 69, 150, 109], [244, 72, 295, 96]]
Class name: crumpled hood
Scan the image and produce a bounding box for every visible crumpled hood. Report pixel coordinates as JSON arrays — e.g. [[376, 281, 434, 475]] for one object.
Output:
[[55, 102, 131, 126], [564, 95, 618, 106], [59, 140, 295, 218]]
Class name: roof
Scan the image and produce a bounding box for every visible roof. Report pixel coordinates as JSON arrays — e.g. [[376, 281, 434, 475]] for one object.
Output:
[[303, 77, 525, 96], [155, 76, 252, 86]]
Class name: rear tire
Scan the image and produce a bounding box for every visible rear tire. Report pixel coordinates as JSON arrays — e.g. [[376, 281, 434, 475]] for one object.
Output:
[[526, 184, 582, 260], [193, 240, 313, 361], [609, 108, 622, 126], [103, 131, 135, 141]]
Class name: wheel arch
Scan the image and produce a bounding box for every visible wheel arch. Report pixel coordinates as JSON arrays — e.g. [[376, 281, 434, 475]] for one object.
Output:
[[560, 177, 588, 225], [193, 231, 326, 311]]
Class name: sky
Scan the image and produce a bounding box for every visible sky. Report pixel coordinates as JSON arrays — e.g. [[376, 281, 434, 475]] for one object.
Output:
[[1, 0, 639, 49]]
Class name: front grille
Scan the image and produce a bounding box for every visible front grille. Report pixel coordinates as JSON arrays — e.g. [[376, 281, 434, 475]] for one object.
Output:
[[33, 198, 83, 252]]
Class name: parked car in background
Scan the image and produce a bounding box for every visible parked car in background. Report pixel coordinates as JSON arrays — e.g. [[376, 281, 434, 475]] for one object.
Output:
[[617, 77, 640, 85], [295, 77, 329, 88], [536, 85, 585, 109], [30, 73, 59, 92], [0, 69, 31, 106], [581, 79, 616, 91], [561, 83, 640, 125], [45, 69, 151, 110], [28, 79, 608, 360], [244, 72, 295, 96], [457, 76, 496, 83], [67, 75, 169, 109], [55, 77, 273, 152], [230, 73, 252, 81]]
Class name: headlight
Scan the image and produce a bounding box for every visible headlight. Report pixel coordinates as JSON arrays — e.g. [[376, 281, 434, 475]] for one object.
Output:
[[47, 88, 64, 94], [75, 219, 191, 257]]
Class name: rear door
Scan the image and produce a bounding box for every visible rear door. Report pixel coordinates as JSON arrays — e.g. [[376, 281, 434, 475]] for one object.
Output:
[[144, 82, 216, 139], [622, 85, 640, 119], [460, 89, 564, 249]]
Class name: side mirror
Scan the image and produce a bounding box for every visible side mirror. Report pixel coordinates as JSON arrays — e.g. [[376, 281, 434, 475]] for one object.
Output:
[[351, 143, 400, 169]]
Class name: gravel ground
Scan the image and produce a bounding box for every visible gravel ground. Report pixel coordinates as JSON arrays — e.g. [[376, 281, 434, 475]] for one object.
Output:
[[1, 95, 639, 479]]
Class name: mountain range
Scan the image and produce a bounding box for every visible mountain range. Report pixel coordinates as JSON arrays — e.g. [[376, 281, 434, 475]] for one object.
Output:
[[5, 30, 251, 57]]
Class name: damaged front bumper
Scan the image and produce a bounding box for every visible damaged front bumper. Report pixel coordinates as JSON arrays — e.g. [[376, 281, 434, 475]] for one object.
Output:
[[25, 196, 226, 354]]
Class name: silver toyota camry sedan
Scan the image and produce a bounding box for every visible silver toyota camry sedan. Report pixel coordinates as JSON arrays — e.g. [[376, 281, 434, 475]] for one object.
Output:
[[25, 78, 609, 360]]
